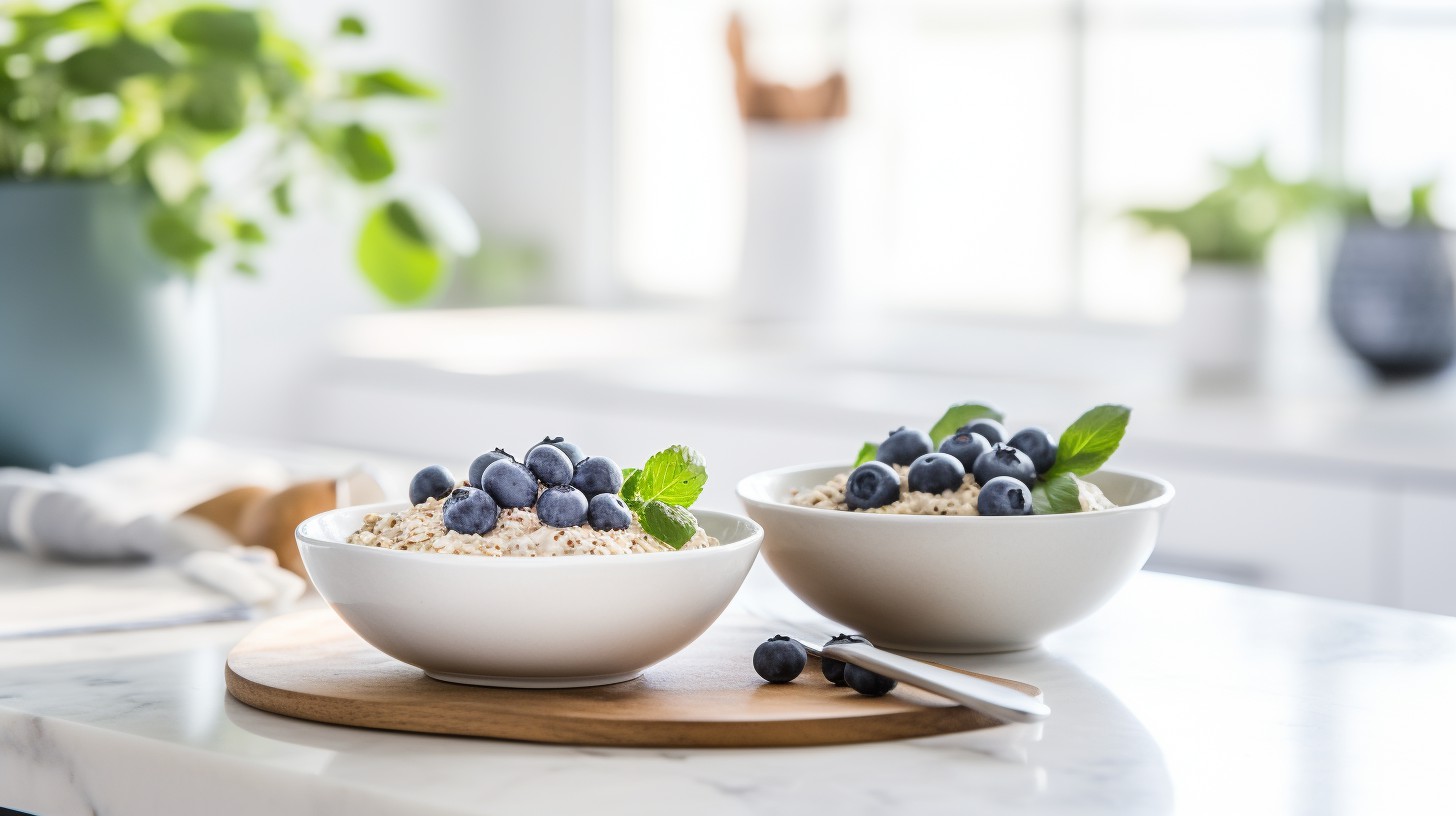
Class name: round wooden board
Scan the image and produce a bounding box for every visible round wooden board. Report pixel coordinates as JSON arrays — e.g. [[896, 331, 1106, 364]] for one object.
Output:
[[226, 609, 1042, 748]]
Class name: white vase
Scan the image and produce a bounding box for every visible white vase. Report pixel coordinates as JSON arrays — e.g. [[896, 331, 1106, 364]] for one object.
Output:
[[736, 123, 846, 323], [1179, 263, 1266, 380]]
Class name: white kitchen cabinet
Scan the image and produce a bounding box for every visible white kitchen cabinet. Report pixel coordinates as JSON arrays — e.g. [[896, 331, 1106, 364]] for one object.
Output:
[[1395, 490, 1456, 616], [1122, 458, 1385, 604]]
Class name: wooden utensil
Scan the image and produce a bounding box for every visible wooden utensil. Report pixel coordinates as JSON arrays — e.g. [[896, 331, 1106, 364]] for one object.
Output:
[[184, 470, 384, 578], [727, 14, 848, 122]]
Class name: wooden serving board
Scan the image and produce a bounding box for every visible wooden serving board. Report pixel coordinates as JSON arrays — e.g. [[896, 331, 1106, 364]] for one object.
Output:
[[226, 609, 1041, 748]]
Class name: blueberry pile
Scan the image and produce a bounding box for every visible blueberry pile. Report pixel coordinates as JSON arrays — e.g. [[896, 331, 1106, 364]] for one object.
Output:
[[407, 436, 629, 536], [752, 634, 898, 697], [852, 420, 1060, 517]]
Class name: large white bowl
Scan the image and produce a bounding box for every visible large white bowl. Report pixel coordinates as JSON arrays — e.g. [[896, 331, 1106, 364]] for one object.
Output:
[[297, 503, 762, 688], [737, 464, 1174, 653]]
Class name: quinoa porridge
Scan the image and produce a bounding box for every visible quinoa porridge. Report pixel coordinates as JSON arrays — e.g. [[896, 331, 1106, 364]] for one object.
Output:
[[352, 440, 720, 556], [790, 465, 1116, 515], [349, 494, 719, 557]]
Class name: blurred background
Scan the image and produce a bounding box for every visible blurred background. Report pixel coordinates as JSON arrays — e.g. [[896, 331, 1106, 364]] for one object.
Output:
[[4, 0, 1456, 616]]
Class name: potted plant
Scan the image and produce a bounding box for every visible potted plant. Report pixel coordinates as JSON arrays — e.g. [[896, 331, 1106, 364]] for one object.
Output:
[[1128, 155, 1315, 380], [1327, 183, 1454, 378], [0, 2, 473, 469]]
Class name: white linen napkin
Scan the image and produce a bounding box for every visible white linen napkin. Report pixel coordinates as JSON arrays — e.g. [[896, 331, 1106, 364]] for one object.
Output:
[[0, 441, 309, 636]]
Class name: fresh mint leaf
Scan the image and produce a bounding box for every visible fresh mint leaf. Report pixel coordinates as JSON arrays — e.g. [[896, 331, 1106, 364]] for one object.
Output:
[[852, 442, 877, 467], [633, 445, 707, 507], [929, 403, 1005, 446], [619, 467, 642, 510], [1045, 404, 1131, 478], [639, 500, 696, 549], [1032, 473, 1082, 514]]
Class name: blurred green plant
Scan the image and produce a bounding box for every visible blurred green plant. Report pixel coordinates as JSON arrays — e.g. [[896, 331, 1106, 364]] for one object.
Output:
[[0, 0, 472, 303], [1126, 154, 1321, 269], [1334, 181, 1439, 227]]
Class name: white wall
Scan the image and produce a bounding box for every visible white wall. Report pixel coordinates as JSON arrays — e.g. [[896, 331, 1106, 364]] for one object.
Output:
[[207, 0, 611, 441]]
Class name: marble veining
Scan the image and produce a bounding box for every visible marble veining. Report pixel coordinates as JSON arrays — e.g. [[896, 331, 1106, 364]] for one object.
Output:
[[2, 564, 1454, 816]]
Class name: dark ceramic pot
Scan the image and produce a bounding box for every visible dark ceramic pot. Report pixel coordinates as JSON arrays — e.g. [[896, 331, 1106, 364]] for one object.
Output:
[[1328, 222, 1455, 377], [0, 181, 215, 469]]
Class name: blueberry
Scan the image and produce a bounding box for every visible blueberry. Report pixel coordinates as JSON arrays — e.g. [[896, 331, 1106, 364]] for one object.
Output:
[[844, 663, 898, 697], [588, 493, 632, 531], [820, 633, 867, 686], [481, 459, 538, 508], [537, 485, 589, 527], [875, 427, 933, 466], [524, 443, 574, 487], [971, 443, 1037, 488], [938, 431, 991, 471], [1007, 427, 1058, 474], [529, 436, 586, 465], [408, 465, 456, 506], [958, 418, 1006, 446], [907, 452, 965, 494], [468, 449, 513, 488], [978, 476, 1034, 516], [554, 440, 586, 465], [844, 461, 902, 510], [442, 487, 500, 535], [752, 635, 807, 684], [572, 456, 623, 498]]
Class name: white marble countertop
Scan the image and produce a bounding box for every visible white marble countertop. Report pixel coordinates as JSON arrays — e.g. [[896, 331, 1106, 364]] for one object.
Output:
[[2, 557, 1453, 816]]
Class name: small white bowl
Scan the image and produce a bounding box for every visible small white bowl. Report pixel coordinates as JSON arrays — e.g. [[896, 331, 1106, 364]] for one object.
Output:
[[296, 503, 763, 688], [737, 464, 1174, 653]]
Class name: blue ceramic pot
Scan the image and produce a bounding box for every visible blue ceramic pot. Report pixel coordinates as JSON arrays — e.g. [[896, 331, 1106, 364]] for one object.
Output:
[[0, 181, 215, 469], [1329, 222, 1455, 378]]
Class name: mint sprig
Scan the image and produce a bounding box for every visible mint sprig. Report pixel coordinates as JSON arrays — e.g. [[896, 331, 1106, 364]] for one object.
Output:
[[852, 442, 877, 467], [620, 467, 641, 500], [1031, 473, 1082, 514], [620, 446, 707, 549], [632, 445, 707, 507], [929, 403, 1004, 447], [1044, 404, 1131, 479], [638, 500, 697, 549]]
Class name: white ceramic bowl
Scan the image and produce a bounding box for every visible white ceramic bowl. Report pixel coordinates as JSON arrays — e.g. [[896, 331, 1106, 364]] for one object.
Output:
[[296, 503, 762, 688], [737, 464, 1174, 653]]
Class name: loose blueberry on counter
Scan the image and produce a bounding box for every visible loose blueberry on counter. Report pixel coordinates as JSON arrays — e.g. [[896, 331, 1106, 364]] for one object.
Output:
[[958, 418, 1007, 446], [442, 487, 500, 535], [572, 456, 624, 498], [524, 443, 574, 487], [978, 476, 1034, 516], [408, 465, 456, 506], [845, 461, 902, 510], [875, 427, 934, 466], [907, 452, 966, 494], [530, 436, 586, 466], [1007, 427, 1058, 474], [753, 635, 807, 684], [481, 459, 539, 508], [537, 485, 589, 528], [938, 431, 991, 471], [468, 449, 513, 489], [844, 663, 898, 697], [971, 443, 1037, 488], [587, 493, 632, 531], [820, 633, 867, 686]]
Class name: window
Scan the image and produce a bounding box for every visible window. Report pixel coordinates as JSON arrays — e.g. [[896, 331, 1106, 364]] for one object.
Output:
[[614, 0, 1456, 324]]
